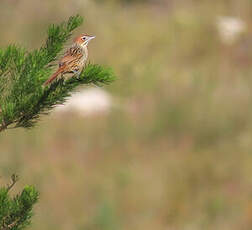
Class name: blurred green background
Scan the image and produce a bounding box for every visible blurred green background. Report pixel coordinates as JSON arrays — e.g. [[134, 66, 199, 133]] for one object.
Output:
[[1, 0, 252, 229]]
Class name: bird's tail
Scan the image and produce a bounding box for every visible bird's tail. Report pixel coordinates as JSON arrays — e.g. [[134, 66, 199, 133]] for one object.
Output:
[[44, 67, 64, 86]]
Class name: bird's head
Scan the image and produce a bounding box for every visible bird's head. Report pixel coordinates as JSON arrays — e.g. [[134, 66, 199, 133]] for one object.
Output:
[[74, 34, 96, 47]]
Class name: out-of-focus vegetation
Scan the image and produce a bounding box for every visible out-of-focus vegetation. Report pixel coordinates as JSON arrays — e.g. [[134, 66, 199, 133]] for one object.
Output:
[[1, 0, 252, 229]]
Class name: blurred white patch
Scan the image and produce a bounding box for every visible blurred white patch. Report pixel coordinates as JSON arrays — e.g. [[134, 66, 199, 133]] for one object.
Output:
[[55, 87, 112, 116], [217, 16, 246, 45]]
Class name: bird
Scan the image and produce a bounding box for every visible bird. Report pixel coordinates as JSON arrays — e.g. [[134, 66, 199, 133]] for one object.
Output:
[[44, 34, 95, 86]]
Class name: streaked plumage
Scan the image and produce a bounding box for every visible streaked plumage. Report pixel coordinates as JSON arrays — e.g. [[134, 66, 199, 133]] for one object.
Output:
[[44, 34, 95, 86]]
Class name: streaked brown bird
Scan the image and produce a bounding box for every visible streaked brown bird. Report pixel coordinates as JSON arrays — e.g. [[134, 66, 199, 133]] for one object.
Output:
[[44, 34, 95, 86]]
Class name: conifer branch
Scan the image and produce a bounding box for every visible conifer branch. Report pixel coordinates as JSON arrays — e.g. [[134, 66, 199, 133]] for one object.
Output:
[[0, 175, 39, 230], [0, 15, 116, 132]]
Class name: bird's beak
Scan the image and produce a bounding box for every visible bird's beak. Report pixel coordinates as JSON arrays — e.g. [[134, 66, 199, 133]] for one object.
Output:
[[88, 36, 96, 41]]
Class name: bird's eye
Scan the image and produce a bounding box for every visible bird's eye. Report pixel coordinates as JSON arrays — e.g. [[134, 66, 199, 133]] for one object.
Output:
[[82, 37, 86, 40]]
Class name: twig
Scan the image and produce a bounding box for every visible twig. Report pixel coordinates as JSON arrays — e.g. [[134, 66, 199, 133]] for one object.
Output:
[[6, 174, 19, 192], [0, 120, 7, 132], [0, 120, 11, 132]]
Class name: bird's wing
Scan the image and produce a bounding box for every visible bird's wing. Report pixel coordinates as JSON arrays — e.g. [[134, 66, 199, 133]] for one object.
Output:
[[59, 46, 83, 67], [59, 53, 76, 67]]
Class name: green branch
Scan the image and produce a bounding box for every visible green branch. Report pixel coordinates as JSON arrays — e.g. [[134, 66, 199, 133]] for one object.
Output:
[[0, 174, 39, 230], [0, 15, 116, 132]]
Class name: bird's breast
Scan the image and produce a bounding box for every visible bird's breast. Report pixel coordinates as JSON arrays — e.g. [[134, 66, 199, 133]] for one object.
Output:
[[79, 46, 88, 64]]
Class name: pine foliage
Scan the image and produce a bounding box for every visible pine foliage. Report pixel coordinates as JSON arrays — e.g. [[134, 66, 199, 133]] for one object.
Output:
[[0, 175, 39, 230], [0, 15, 115, 131]]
